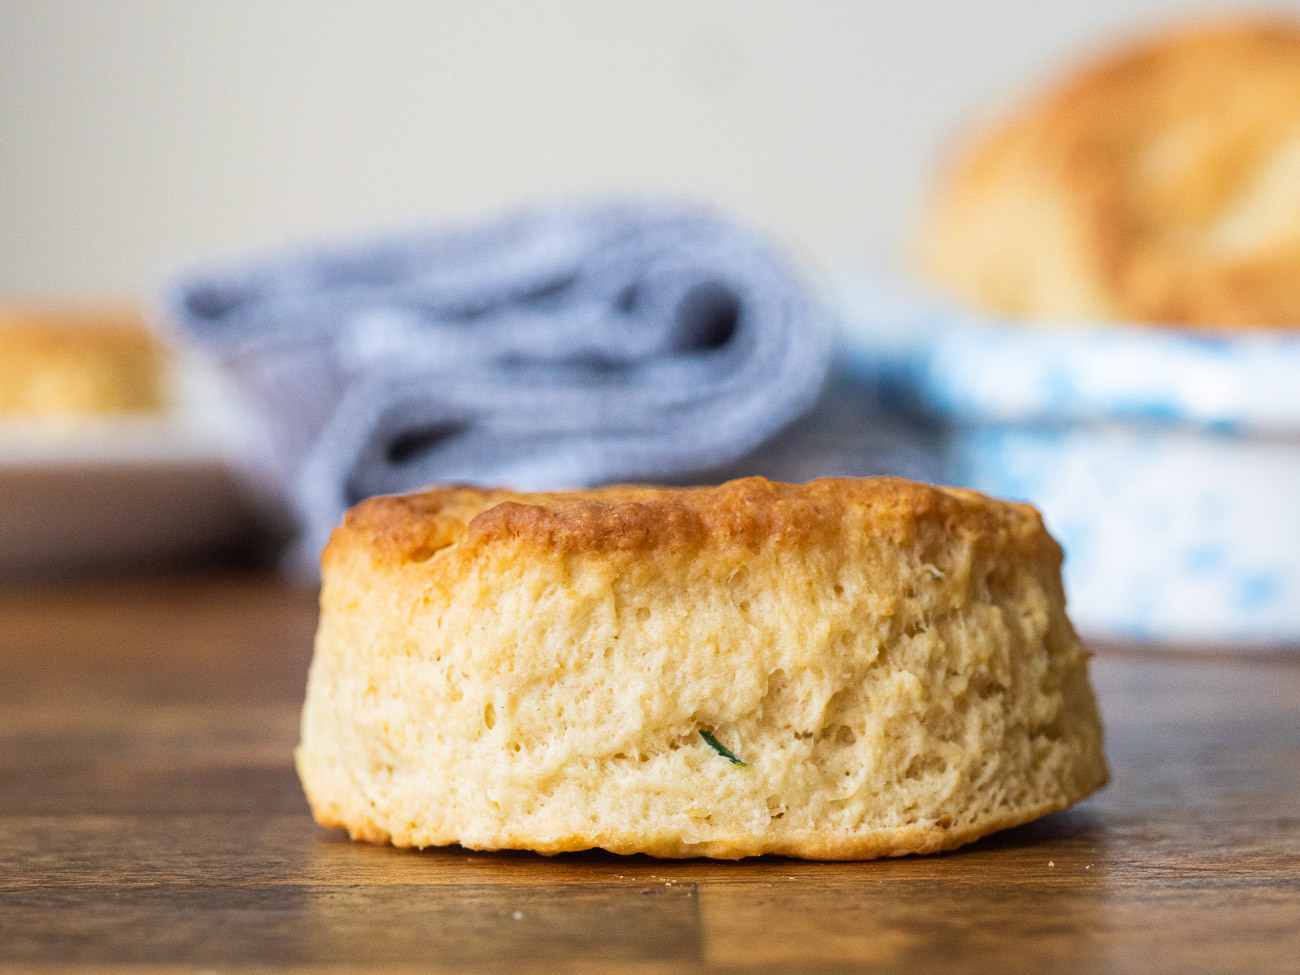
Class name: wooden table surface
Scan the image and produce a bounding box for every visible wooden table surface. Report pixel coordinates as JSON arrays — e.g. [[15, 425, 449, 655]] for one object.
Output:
[[2, 575, 1297, 975]]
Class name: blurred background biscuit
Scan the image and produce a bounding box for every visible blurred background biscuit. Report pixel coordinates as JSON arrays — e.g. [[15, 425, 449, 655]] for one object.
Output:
[[921, 18, 1300, 327], [0, 308, 167, 418]]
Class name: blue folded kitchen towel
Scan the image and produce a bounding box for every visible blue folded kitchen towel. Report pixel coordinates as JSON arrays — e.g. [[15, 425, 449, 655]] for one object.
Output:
[[163, 201, 831, 563]]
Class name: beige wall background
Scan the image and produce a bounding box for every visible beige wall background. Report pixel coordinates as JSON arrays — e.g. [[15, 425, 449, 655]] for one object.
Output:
[[1, 0, 1291, 300]]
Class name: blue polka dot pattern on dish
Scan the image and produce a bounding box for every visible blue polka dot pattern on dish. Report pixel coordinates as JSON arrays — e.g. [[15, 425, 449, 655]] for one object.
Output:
[[837, 277, 1300, 643]]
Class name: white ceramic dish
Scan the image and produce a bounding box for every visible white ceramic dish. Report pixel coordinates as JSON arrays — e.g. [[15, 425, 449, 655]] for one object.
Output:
[[0, 358, 275, 576], [838, 278, 1300, 645]]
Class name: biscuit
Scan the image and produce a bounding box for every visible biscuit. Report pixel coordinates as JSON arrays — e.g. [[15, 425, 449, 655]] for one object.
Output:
[[920, 18, 1300, 328], [0, 309, 166, 418], [296, 476, 1106, 859]]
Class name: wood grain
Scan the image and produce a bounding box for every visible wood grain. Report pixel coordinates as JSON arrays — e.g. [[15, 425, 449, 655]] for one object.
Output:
[[1, 575, 1297, 974]]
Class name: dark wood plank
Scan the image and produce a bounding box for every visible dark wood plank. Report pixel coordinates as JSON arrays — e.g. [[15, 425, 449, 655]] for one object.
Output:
[[1, 575, 1297, 974]]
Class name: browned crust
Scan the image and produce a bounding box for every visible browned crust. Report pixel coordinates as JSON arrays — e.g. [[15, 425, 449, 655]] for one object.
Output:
[[924, 17, 1300, 327], [324, 476, 1057, 572]]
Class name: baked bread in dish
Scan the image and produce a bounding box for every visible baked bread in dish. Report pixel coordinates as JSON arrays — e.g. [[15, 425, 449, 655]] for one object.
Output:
[[297, 476, 1106, 859], [0, 309, 166, 417], [921, 18, 1300, 328]]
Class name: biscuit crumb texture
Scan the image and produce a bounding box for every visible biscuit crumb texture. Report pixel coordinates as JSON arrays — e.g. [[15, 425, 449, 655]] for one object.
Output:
[[296, 477, 1107, 860]]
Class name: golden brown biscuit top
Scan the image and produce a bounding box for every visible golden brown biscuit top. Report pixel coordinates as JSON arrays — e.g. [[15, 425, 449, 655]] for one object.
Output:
[[327, 476, 1056, 570], [0, 308, 159, 357], [924, 18, 1300, 327]]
